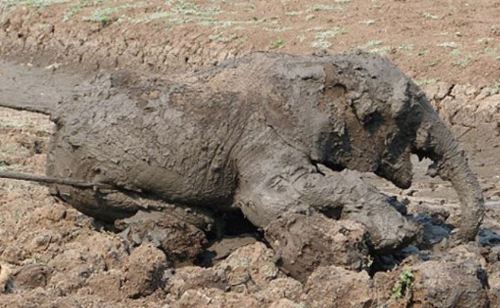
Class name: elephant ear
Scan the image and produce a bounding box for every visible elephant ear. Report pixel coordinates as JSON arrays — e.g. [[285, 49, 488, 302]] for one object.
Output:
[[259, 58, 336, 153], [322, 57, 391, 134]]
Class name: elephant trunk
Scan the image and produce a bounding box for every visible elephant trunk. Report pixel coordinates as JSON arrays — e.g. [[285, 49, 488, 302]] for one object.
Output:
[[414, 115, 484, 242]]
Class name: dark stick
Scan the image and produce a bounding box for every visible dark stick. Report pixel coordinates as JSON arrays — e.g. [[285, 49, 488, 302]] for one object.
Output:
[[0, 170, 113, 189]]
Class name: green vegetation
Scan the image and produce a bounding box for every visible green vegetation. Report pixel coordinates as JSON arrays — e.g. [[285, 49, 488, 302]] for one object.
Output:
[[3, 0, 69, 8], [358, 40, 390, 55], [308, 0, 350, 13], [311, 27, 345, 49], [450, 49, 472, 68], [82, 2, 146, 24], [422, 12, 439, 20], [63, 0, 103, 21], [398, 43, 414, 53], [83, 6, 117, 24], [285, 11, 302, 16], [130, 0, 220, 26], [305, 14, 315, 21], [483, 45, 500, 60], [491, 79, 500, 94], [208, 33, 244, 43], [309, 4, 342, 12], [270, 38, 286, 49], [437, 41, 458, 49], [360, 19, 375, 25], [166, 0, 220, 17], [415, 78, 438, 86], [392, 269, 414, 300]]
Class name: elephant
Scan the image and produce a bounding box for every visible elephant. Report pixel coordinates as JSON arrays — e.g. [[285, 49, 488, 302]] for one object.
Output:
[[0, 51, 484, 272]]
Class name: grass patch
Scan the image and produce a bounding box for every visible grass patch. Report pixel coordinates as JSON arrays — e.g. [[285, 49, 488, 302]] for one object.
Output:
[[426, 59, 440, 67], [131, 0, 220, 26], [398, 43, 414, 54], [490, 80, 500, 94], [483, 45, 500, 60], [131, 10, 170, 24], [308, 4, 342, 12], [208, 33, 243, 43], [392, 269, 414, 300], [305, 14, 315, 21], [417, 49, 428, 56], [82, 2, 150, 24], [307, 0, 350, 12], [84, 6, 118, 24], [450, 49, 472, 67], [3, 0, 69, 8], [422, 12, 439, 20], [166, 0, 219, 17], [360, 19, 375, 25], [415, 78, 438, 86], [270, 38, 286, 49], [437, 41, 458, 49], [63, 0, 103, 21], [361, 40, 383, 49], [311, 27, 344, 49], [358, 40, 390, 55], [285, 11, 302, 16]]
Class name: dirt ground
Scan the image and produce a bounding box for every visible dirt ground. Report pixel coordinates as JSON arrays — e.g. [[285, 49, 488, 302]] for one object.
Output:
[[0, 0, 499, 85], [0, 0, 499, 307]]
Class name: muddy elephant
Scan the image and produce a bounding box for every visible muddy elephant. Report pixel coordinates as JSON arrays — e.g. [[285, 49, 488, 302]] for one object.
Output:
[[1, 51, 484, 259]]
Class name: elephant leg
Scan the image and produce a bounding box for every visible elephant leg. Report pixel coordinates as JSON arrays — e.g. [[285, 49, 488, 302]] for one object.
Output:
[[236, 139, 419, 252], [321, 168, 420, 252], [57, 188, 216, 265]]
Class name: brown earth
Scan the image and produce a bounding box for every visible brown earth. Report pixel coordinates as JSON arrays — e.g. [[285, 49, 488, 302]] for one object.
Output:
[[0, 0, 498, 85], [0, 0, 499, 307]]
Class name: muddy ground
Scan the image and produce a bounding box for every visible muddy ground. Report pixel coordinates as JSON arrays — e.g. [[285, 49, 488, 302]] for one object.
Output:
[[0, 0, 499, 307], [0, 0, 499, 85]]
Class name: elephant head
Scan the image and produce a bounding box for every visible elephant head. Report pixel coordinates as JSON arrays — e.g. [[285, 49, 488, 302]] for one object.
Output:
[[312, 51, 484, 242]]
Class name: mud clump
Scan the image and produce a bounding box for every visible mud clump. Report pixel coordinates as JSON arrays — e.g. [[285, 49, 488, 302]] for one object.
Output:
[[302, 266, 373, 308], [0, 198, 498, 307], [10, 264, 52, 290], [115, 210, 208, 265], [265, 212, 371, 282], [164, 266, 229, 299], [373, 244, 491, 307], [163, 242, 304, 307], [122, 243, 169, 298], [172, 288, 261, 308]]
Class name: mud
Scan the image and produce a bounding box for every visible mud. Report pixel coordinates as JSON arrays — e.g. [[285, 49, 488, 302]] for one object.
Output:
[[0, 0, 499, 85], [0, 52, 499, 307], [0, 0, 499, 306], [2, 51, 483, 253], [264, 213, 371, 282]]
